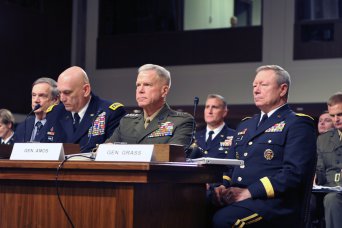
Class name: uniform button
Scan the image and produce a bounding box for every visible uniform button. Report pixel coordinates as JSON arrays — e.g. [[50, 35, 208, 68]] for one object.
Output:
[[268, 140, 272, 143], [244, 152, 248, 157], [225, 151, 228, 154], [204, 151, 208, 154], [248, 141, 253, 145], [237, 177, 242, 182]]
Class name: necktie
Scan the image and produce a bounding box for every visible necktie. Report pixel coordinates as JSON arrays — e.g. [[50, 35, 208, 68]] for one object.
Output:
[[258, 114, 268, 128], [144, 118, 151, 129], [73, 113, 80, 132], [206, 130, 214, 147], [34, 121, 43, 141]]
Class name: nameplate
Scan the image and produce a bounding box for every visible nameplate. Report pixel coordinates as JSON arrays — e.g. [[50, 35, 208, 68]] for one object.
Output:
[[95, 144, 153, 162], [10, 143, 64, 161]]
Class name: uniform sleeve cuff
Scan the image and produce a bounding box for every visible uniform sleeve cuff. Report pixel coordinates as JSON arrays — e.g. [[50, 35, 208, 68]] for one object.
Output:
[[248, 177, 275, 199]]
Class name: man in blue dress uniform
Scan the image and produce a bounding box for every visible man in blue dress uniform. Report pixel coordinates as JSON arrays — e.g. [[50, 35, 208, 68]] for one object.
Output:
[[15, 77, 60, 142], [190, 94, 235, 159], [211, 65, 316, 227], [48, 66, 126, 153]]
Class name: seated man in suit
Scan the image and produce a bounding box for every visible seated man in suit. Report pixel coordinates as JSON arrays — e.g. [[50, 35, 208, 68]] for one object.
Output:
[[15, 77, 59, 142], [53, 66, 126, 152], [106, 64, 194, 146], [211, 65, 316, 227], [190, 94, 235, 159], [0, 109, 15, 144]]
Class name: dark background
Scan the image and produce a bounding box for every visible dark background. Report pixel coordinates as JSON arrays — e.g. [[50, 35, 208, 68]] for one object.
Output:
[[0, 0, 72, 114]]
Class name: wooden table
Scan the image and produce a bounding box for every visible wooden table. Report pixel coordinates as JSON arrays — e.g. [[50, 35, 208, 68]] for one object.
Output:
[[0, 160, 223, 228]]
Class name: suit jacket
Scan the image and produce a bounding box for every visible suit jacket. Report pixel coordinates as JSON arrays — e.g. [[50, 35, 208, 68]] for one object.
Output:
[[190, 124, 235, 159], [316, 129, 342, 186], [224, 104, 316, 225], [43, 94, 126, 153], [106, 103, 194, 146], [15, 116, 50, 142], [0, 134, 15, 145]]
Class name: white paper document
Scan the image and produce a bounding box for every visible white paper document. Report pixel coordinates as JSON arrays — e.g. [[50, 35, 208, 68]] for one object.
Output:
[[313, 185, 342, 192], [188, 157, 244, 166]]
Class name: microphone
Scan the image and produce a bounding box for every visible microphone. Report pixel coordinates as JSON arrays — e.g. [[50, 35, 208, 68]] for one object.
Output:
[[185, 97, 199, 158], [80, 109, 103, 153], [23, 104, 41, 142]]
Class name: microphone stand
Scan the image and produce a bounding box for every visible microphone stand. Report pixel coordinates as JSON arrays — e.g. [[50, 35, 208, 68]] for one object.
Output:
[[23, 104, 41, 142], [185, 97, 199, 158]]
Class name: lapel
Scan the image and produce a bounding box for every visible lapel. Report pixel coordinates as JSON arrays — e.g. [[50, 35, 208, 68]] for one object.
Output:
[[72, 96, 100, 142], [329, 129, 342, 151], [60, 112, 74, 141], [196, 130, 206, 149], [248, 105, 291, 141], [136, 104, 170, 143], [7, 135, 14, 145], [25, 117, 35, 142], [207, 125, 227, 150]]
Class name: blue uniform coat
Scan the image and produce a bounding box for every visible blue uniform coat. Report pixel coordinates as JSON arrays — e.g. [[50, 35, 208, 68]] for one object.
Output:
[[43, 94, 126, 153], [15, 116, 50, 142], [191, 124, 235, 158], [223, 104, 316, 225]]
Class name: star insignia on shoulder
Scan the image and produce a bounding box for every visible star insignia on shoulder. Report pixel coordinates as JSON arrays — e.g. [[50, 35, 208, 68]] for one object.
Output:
[[109, 102, 124, 111], [124, 113, 140, 118]]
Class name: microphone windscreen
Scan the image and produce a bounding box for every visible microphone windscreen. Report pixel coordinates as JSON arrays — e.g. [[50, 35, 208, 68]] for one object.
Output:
[[33, 104, 41, 111], [194, 97, 199, 105]]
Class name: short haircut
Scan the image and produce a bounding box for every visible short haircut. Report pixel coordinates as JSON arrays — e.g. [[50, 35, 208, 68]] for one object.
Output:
[[32, 77, 59, 100], [256, 65, 291, 98], [206, 94, 227, 109], [327, 92, 342, 106], [0, 109, 15, 128], [138, 64, 171, 88]]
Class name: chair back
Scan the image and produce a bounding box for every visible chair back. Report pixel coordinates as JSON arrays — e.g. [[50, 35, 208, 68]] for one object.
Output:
[[299, 152, 317, 228]]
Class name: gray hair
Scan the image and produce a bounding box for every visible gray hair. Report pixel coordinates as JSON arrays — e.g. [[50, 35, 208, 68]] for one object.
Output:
[[32, 77, 59, 100], [0, 109, 15, 128], [256, 65, 291, 98], [206, 94, 228, 109], [138, 64, 171, 88], [327, 92, 342, 106]]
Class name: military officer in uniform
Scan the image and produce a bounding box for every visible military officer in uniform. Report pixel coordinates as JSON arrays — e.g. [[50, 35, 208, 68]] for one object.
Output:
[[15, 77, 60, 142], [51, 66, 126, 153], [318, 110, 334, 134], [316, 92, 342, 228], [190, 94, 235, 159], [211, 65, 316, 227], [0, 109, 15, 145], [106, 64, 193, 146]]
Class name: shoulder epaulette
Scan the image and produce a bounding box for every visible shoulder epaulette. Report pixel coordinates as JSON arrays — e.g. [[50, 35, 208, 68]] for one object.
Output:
[[296, 113, 314, 120], [124, 113, 140, 118], [241, 116, 252, 121], [46, 104, 57, 113], [109, 102, 124, 111]]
